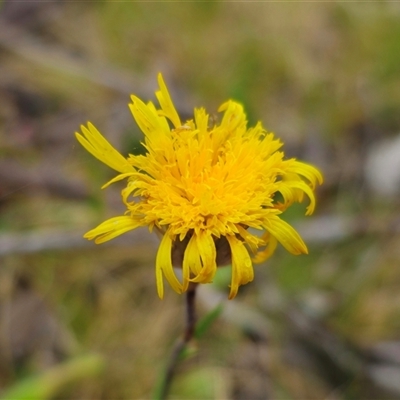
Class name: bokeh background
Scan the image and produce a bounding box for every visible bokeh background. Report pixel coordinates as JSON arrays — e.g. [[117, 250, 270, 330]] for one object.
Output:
[[1, 1, 400, 399]]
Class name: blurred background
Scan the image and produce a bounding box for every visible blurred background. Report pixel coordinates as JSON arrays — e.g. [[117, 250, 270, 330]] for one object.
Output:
[[1, 1, 400, 399]]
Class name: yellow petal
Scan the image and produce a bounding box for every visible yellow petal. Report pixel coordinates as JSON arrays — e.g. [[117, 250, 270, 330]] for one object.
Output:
[[194, 107, 209, 135], [84, 216, 141, 244], [129, 97, 164, 142], [75, 123, 134, 173], [218, 101, 246, 132], [288, 160, 323, 188], [190, 231, 217, 283], [101, 172, 136, 189], [156, 232, 183, 298], [236, 224, 264, 254], [156, 73, 181, 128], [226, 235, 254, 299], [252, 231, 278, 263], [182, 234, 200, 291], [121, 183, 138, 205], [263, 215, 308, 255], [279, 179, 317, 215]]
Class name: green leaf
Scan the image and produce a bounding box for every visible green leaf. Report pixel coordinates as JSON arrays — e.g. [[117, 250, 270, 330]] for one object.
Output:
[[195, 303, 223, 339], [2, 354, 104, 400]]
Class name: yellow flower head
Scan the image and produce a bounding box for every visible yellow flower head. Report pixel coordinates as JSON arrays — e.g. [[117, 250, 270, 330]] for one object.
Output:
[[76, 73, 323, 299]]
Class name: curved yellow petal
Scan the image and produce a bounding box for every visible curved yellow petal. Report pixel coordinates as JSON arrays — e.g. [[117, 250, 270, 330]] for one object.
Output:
[[182, 234, 200, 291], [218, 101, 246, 132], [236, 224, 264, 254], [101, 172, 136, 189], [84, 215, 142, 244], [252, 231, 278, 263], [226, 235, 254, 299], [263, 215, 308, 255], [156, 232, 183, 298], [75, 123, 134, 173], [279, 179, 317, 215], [190, 231, 217, 283], [288, 160, 323, 188]]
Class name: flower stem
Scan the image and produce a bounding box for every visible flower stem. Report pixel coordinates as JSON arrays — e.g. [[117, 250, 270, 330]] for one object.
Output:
[[184, 283, 197, 341], [155, 283, 198, 400]]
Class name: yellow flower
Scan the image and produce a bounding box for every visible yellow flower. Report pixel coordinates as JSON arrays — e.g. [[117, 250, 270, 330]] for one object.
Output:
[[76, 73, 323, 299]]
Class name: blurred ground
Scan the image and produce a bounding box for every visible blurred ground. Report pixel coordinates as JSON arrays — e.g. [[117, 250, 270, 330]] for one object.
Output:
[[1, 1, 400, 399]]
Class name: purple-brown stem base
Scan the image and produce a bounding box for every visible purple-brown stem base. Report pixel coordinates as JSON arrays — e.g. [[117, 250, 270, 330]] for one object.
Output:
[[158, 282, 198, 400]]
